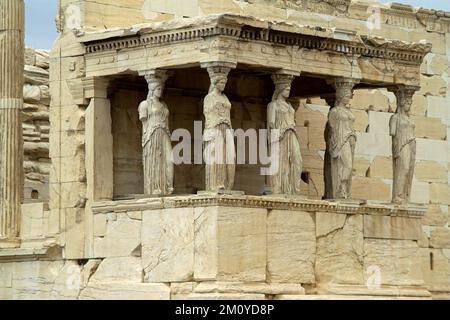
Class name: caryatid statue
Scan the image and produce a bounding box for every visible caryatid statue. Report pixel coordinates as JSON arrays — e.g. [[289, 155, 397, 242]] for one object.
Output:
[[389, 86, 418, 205], [202, 63, 236, 192], [138, 70, 174, 196], [324, 78, 358, 200], [268, 73, 303, 195]]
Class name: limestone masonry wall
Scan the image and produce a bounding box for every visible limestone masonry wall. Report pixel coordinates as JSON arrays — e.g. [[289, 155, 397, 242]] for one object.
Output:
[[23, 48, 50, 203]]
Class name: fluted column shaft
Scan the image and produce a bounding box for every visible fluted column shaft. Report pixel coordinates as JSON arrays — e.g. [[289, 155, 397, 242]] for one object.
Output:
[[0, 0, 25, 242]]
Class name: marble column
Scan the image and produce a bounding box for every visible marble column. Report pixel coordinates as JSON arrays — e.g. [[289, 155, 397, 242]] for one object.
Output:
[[0, 0, 25, 245], [389, 85, 418, 205], [201, 62, 237, 193], [324, 78, 359, 200]]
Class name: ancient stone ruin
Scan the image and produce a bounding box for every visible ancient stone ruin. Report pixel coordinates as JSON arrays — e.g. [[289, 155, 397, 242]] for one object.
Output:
[[0, 0, 450, 300]]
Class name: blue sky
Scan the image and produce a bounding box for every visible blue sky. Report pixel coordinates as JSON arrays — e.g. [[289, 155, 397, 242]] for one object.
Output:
[[25, 0, 450, 49]]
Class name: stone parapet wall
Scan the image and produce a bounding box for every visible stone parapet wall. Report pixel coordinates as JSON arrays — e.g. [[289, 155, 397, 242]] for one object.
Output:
[[0, 197, 430, 300]]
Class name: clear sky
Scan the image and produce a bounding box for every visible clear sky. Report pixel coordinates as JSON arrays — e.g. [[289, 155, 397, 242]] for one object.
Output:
[[25, 0, 450, 49]]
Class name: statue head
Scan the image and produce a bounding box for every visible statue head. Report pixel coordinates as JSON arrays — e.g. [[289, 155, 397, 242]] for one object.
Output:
[[272, 74, 294, 101], [333, 80, 356, 109], [395, 86, 416, 115], [145, 71, 168, 100], [148, 81, 164, 99], [207, 66, 231, 93]]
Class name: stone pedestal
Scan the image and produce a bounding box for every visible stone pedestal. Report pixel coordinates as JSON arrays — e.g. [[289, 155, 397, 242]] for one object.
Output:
[[0, 0, 25, 246], [88, 195, 429, 300]]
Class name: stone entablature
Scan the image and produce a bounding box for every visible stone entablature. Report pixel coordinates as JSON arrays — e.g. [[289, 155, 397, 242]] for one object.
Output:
[[90, 195, 426, 218], [78, 14, 431, 86]]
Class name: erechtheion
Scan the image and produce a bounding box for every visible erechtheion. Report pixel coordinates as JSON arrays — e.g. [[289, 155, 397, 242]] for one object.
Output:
[[1, 0, 450, 300]]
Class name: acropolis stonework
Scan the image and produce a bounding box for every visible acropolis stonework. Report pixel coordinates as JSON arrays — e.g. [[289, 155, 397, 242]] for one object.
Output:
[[0, 0, 450, 300]]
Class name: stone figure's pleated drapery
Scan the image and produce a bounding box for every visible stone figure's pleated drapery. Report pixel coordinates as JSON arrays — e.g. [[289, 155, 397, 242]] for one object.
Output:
[[324, 79, 357, 200], [203, 64, 236, 192], [267, 75, 303, 195], [203, 93, 235, 191], [325, 106, 356, 199], [139, 72, 174, 196], [390, 86, 417, 205]]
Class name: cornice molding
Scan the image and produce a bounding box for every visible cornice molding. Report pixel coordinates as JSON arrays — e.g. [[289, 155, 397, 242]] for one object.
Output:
[[90, 194, 427, 218], [82, 14, 431, 66]]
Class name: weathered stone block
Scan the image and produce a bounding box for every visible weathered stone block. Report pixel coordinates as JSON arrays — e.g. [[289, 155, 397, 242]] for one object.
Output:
[[427, 96, 450, 120], [91, 257, 142, 283], [267, 210, 315, 284], [415, 161, 448, 183], [94, 211, 141, 258], [416, 138, 448, 163], [352, 177, 391, 202], [20, 203, 47, 240], [12, 261, 82, 300], [80, 282, 170, 300], [368, 111, 391, 134], [352, 109, 369, 132], [430, 183, 450, 205], [412, 116, 447, 140], [423, 205, 449, 227], [355, 133, 391, 157], [369, 156, 393, 180], [350, 89, 392, 112], [419, 75, 447, 97], [364, 215, 421, 241], [316, 213, 364, 285], [420, 248, 450, 293], [194, 206, 267, 282], [93, 213, 107, 237], [411, 181, 430, 205], [411, 94, 427, 116], [430, 227, 450, 249], [353, 157, 371, 177], [142, 208, 194, 283], [364, 239, 424, 287], [421, 53, 450, 75]]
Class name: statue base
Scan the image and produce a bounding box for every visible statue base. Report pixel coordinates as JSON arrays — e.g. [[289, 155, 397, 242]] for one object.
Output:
[[197, 190, 245, 196], [325, 198, 367, 205], [265, 194, 307, 200]]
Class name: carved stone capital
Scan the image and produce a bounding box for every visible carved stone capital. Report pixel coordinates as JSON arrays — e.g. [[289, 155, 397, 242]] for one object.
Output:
[[140, 69, 170, 88], [389, 85, 419, 113], [272, 70, 300, 87], [82, 77, 110, 99], [274, 69, 301, 77], [326, 77, 360, 91], [326, 77, 360, 108], [200, 61, 237, 70], [202, 62, 236, 85]]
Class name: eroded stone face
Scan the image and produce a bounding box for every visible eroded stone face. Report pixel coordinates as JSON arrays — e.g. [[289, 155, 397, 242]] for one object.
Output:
[[364, 239, 424, 287], [315, 213, 364, 286], [267, 210, 316, 284], [195, 206, 267, 282], [142, 208, 195, 283]]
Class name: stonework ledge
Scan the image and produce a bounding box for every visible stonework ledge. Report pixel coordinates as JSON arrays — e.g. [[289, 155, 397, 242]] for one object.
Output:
[[317, 283, 432, 300], [0, 243, 62, 262], [90, 195, 426, 218]]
